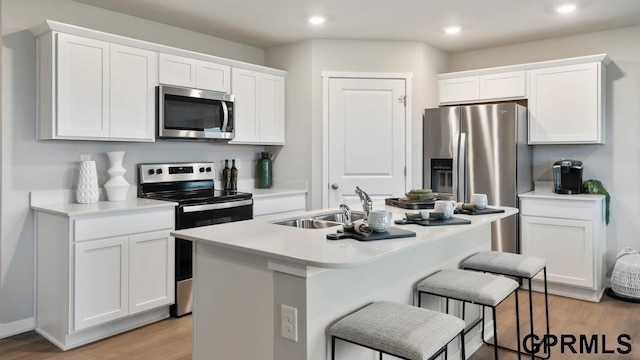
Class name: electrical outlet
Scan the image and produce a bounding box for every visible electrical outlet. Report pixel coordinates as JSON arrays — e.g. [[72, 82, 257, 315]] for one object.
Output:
[[280, 304, 298, 342]]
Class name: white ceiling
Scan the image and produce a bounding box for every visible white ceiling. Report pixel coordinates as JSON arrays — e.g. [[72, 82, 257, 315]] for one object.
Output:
[[73, 0, 640, 52]]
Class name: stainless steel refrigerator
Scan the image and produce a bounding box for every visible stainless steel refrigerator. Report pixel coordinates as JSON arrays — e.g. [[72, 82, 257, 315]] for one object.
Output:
[[423, 103, 532, 254]]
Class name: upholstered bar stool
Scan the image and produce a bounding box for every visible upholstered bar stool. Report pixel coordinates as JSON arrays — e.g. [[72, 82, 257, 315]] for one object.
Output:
[[463, 251, 549, 359], [416, 269, 521, 360], [328, 301, 466, 360]]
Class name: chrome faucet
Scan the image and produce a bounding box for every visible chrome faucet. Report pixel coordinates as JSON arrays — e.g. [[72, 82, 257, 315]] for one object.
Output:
[[339, 204, 352, 225], [355, 186, 372, 221]]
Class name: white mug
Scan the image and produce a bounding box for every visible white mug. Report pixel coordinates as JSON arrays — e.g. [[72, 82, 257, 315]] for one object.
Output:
[[368, 210, 393, 232], [434, 200, 456, 219], [471, 194, 488, 209]]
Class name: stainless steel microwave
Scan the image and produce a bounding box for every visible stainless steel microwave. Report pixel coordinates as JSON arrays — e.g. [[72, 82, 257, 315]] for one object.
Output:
[[157, 85, 235, 140]]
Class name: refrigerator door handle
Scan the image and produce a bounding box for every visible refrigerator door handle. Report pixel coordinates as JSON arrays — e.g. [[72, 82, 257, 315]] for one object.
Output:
[[458, 133, 467, 202], [451, 133, 459, 202]]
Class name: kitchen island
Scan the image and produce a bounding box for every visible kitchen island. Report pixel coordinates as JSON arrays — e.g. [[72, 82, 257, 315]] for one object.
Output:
[[171, 204, 518, 360]]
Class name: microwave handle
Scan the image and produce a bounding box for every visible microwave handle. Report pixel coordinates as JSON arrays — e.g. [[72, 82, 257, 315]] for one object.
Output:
[[221, 101, 229, 132]]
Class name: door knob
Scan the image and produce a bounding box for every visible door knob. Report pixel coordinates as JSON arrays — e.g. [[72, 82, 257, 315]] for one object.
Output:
[[331, 183, 339, 190]]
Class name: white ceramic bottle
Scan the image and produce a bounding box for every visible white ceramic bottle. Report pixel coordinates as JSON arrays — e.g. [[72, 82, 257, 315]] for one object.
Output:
[[76, 160, 99, 204], [104, 151, 130, 201]]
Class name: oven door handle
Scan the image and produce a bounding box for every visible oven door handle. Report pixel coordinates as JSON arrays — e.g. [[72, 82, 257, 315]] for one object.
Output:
[[181, 199, 253, 213], [221, 101, 229, 132]]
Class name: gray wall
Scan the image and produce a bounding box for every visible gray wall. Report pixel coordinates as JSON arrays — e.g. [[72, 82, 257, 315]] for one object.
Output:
[[1, 0, 267, 325], [449, 25, 640, 273], [267, 39, 450, 209]]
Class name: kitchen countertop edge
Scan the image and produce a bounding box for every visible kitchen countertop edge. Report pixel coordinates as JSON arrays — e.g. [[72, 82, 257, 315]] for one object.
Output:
[[31, 198, 178, 217], [173, 204, 518, 269]]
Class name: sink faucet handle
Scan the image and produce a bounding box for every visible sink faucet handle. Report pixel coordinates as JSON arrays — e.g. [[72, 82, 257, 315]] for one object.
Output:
[[355, 186, 373, 220], [339, 204, 352, 225]]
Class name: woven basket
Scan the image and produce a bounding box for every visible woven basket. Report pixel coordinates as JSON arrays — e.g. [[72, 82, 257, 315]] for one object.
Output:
[[611, 248, 640, 299]]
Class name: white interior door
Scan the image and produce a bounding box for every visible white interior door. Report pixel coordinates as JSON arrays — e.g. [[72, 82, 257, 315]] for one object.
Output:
[[327, 77, 407, 207]]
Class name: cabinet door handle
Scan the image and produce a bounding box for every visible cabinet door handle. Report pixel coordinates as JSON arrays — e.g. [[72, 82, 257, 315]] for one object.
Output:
[[331, 183, 339, 190]]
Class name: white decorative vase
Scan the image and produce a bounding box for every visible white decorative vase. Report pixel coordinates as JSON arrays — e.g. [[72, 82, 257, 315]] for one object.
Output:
[[104, 151, 130, 201], [76, 160, 99, 204]]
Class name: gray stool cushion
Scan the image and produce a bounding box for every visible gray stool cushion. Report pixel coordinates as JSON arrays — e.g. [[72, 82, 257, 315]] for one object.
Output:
[[417, 269, 518, 306], [328, 301, 465, 360], [463, 251, 546, 278]]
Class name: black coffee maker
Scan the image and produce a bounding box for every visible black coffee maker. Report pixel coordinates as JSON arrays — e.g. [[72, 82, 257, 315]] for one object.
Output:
[[552, 160, 583, 194]]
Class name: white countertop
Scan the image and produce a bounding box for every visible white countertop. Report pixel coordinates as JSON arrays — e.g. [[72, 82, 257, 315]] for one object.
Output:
[[31, 198, 177, 217], [171, 203, 518, 269], [519, 181, 605, 201]]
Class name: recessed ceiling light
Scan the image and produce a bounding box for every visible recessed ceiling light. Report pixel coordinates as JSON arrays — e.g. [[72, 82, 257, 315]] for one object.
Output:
[[556, 4, 577, 13], [308, 16, 326, 25], [444, 26, 461, 35]]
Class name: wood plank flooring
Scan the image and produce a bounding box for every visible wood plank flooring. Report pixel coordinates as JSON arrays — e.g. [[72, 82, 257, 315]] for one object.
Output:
[[0, 291, 638, 359]]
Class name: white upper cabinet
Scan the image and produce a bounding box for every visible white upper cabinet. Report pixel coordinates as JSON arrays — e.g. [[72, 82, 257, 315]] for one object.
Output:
[[38, 32, 158, 141], [479, 71, 526, 100], [438, 76, 479, 104], [438, 71, 525, 105], [32, 21, 286, 143], [437, 54, 609, 145], [56, 33, 110, 138], [110, 44, 157, 140], [528, 62, 605, 144], [231, 68, 285, 145], [159, 53, 231, 93]]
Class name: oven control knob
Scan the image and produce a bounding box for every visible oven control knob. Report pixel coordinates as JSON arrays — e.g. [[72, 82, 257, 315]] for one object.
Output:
[[156, 169, 163, 174], [206, 167, 212, 172], [148, 169, 155, 175], [199, 167, 205, 173]]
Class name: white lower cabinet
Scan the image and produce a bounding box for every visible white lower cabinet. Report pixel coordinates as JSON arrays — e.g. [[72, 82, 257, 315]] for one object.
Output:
[[74, 236, 129, 331], [34, 206, 175, 350], [519, 194, 606, 302], [128, 231, 174, 314]]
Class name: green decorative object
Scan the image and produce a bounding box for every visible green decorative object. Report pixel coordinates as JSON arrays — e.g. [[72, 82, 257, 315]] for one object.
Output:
[[583, 179, 610, 225], [257, 152, 273, 189]]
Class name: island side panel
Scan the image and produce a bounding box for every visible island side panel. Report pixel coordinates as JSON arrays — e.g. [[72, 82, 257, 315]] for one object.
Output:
[[304, 224, 492, 360], [192, 242, 275, 360]]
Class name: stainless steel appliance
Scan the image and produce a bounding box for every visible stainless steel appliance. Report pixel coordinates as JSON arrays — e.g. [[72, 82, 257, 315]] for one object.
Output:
[[552, 159, 583, 194], [138, 162, 253, 317], [423, 103, 532, 253], [157, 85, 235, 141]]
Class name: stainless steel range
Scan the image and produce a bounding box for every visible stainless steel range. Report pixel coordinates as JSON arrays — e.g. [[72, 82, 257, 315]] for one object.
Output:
[[138, 162, 253, 317]]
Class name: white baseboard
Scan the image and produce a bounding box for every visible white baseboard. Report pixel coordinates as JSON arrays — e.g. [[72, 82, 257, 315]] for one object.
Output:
[[0, 317, 35, 339]]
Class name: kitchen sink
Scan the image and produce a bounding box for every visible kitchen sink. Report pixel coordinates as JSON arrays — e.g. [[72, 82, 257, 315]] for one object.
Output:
[[274, 218, 342, 229], [273, 210, 366, 229]]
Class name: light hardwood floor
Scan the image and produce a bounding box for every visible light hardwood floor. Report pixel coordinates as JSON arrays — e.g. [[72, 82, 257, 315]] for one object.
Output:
[[1, 291, 638, 359]]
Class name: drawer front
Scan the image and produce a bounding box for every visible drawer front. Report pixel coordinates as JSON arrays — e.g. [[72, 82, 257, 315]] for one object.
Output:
[[74, 209, 175, 242], [520, 198, 595, 220], [254, 194, 306, 217]]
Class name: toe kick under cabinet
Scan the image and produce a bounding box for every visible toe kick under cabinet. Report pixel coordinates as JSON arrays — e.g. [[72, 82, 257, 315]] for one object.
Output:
[[32, 202, 175, 350], [519, 192, 606, 302]]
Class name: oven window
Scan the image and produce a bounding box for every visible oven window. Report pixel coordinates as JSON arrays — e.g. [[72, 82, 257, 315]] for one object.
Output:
[[164, 94, 227, 131]]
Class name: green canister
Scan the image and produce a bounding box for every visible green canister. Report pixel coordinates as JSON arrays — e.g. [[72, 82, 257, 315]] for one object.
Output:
[[257, 152, 273, 188]]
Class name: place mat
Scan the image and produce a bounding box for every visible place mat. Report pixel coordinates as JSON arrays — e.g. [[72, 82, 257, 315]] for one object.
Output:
[[394, 217, 471, 226], [326, 226, 416, 241], [454, 207, 505, 215]]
